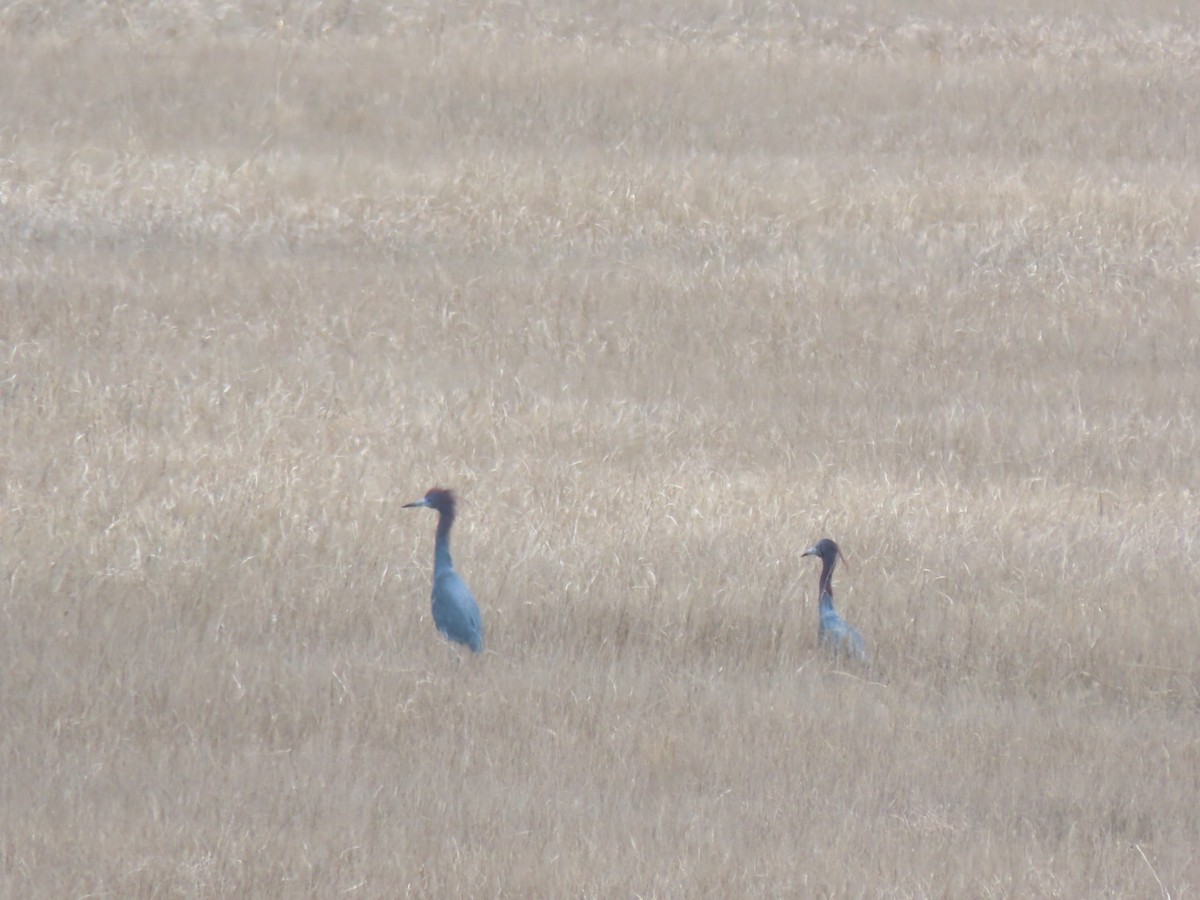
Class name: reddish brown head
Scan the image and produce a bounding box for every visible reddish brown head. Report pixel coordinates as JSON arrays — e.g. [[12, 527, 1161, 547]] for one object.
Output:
[[802, 538, 848, 572], [403, 487, 457, 516], [803, 538, 848, 595]]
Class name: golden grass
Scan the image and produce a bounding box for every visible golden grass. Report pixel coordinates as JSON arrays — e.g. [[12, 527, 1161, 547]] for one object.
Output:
[[3, 2, 1199, 896]]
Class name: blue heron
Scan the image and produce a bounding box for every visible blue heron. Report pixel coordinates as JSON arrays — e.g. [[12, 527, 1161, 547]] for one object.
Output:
[[403, 487, 484, 653], [802, 538, 868, 661]]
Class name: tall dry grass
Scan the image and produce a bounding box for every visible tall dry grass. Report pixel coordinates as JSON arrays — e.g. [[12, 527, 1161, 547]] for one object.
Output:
[[2, 1, 1199, 896]]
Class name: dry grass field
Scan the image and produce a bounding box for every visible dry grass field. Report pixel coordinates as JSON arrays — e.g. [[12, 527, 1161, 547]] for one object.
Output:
[[3, 1, 1199, 896]]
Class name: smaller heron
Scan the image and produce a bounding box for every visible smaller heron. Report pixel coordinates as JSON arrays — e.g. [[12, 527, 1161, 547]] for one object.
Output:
[[802, 538, 868, 662], [403, 487, 484, 654]]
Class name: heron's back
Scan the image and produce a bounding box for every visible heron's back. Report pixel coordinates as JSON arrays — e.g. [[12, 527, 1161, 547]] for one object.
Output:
[[819, 594, 868, 661], [432, 569, 484, 653]]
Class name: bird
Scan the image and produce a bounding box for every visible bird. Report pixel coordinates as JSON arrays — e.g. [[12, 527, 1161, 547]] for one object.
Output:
[[403, 487, 484, 654], [802, 538, 868, 662]]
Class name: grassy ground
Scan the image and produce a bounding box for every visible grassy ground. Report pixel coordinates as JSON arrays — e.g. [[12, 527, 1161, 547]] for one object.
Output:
[[2, 2, 1199, 896]]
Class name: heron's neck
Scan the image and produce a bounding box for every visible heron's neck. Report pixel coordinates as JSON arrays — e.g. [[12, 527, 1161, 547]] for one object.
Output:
[[433, 510, 455, 574], [819, 589, 836, 614], [819, 559, 835, 598]]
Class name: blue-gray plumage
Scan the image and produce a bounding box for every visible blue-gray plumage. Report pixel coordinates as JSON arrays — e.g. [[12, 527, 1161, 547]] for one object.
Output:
[[403, 487, 484, 653], [802, 538, 868, 662]]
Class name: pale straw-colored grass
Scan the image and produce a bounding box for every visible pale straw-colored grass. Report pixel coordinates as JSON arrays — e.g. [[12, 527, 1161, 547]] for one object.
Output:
[[2, 2, 1198, 896]]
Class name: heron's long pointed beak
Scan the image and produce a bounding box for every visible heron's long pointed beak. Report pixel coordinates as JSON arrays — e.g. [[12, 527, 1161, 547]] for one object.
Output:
[[402, 498, 430, 509], [802, 545, 818, 557]]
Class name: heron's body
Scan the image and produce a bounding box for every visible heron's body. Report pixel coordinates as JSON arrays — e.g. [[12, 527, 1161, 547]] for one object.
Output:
[[818, 589, 867, 660], [404, 488, 484, 653], [803, 538, 868, 662]]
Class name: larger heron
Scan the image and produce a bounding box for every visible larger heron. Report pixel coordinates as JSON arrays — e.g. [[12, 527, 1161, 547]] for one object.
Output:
[[403, 487, 484, 653], [802, 538, 868, 662]]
